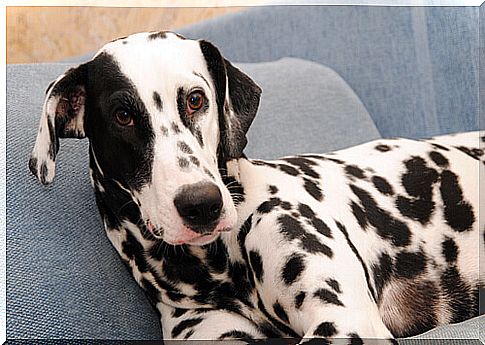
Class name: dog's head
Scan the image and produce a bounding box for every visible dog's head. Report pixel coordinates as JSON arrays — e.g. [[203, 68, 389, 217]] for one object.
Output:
[[29, 32, 261, 246]]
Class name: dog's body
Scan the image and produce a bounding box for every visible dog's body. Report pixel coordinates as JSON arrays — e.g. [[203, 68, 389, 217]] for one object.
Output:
[[29, 32, 483, 343]]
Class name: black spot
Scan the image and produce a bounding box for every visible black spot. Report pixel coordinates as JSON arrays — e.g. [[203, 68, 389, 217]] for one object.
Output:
[[278, 214, 332, 257], [345, 165, 366, 179], [172, 308, 188, 318], [141, 277, 160, 304], [348, 333, 364, 345], [194, 127, 204, 147], [281, 201, 292, 210], [372, 176, 394, 196], [351, 184, 411, 247], [268, 185, 279, 194], [298, 203, 315, 218], [257, 197, 281, 214], [218, 330, 254, 341], [152, 91, 163, 111], [189, 155, 200, 166], [431, 143, 450, 151], [160, 125, 168, 136], [350, 201, 368, 230], [171, 318, 203, 338], [303, 178, 323, 201], [295, 291, 306, 309], [178, 141, 193, 154], [171, 122, 181, 134], [28, 157, 38, 177], [273, 301, 290, 324], [375, 144, 392, 152], [372, 253, 394, 297], [335, 221, 376, 301], [283, 156, 320, 179], [394, 250, 426, 279], [257, 321, 281, 338], [311, 217, 332, 238], [429, 151, 449, 167], [442, 237, 459, 263], [440, 170, 475, 232], [455, 146, 484, 160], [249, 250, 264, 283], [204, 167, 214, 179], [440, 266, 476, 323], [313, 321, 337, 337], [279, 164, 299, 176], [326, 278, 341, 293], [252, 160, 278, 168], [397, 156, 439, 224], [178, 157, 189, 169], [256, 296, 299, 338], [148, 31, 167, 40], [281, 253, 305, 285], [39, 162, 48, 184], [314, 288, 344, 307], [205, 238, 228, 273], [122, 40, 127, 45], [122, 231, 150, 273]]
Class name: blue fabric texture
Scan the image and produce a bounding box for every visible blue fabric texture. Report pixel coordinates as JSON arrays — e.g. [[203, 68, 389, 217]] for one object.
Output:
[[6, 58, 379, 339]]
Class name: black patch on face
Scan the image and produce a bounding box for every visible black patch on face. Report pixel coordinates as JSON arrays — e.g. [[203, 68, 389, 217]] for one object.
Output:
[[295, 291, 306, 309], [455, 146, 484, 160], [171, 122, 181, 134], [171, 317, 203, 338], [178, 141, 193, 154], [396, 156, 439, 224], [281, 253, 305, 285], [218, 330, 254, 342], [257, 197, 281, 214], [375, 144, 392, 152], [372, 176, 394, 196], [394, 250, 426, 279], [278, 164, 299, 176], [442, 237, 459, 263], [313, 321, 337, 337], [152, 91, 163, 111], [189, 155, 200, 167], [283, 156, 320, 179], [326, 278, 342, 293], [350, 201, 368, 229], [350, 184, 411, 247], [313, 288, 344, 307], [345, 165, 366, 179], [268, 185, 279, 194], [440, 266, 476, 323], [86, 53, 155, 191], [178, 157, 189, 169], [335, 221, 376, 301], [429, 151, 449, 167], [273, 301, 290, 324], [249, 250, 264, 283], [303, 178, 323, 201], [148, 31, 167, 40], [372, 252, 393, 297], [440, 169, 475, 232], [278, 214, 333, 257]]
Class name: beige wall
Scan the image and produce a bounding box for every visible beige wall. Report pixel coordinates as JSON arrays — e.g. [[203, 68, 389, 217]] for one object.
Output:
[[6, 6, 245, 63]]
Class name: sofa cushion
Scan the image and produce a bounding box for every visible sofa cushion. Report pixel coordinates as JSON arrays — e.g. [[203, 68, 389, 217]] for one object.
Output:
[[6, 57, 379, 339]]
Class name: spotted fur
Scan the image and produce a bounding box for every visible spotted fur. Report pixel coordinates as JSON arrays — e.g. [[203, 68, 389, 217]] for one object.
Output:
[[29, 32, 484, 344]]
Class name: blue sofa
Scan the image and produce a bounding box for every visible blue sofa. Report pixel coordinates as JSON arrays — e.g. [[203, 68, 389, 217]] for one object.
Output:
[[6, 4, 484, 343]]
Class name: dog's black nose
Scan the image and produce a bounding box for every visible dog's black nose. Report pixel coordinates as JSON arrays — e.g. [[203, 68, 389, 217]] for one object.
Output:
[[174, 182, 223, 232]]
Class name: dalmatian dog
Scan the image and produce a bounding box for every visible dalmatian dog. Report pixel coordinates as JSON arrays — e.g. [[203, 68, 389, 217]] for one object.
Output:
[[29, 31, 483, 344]]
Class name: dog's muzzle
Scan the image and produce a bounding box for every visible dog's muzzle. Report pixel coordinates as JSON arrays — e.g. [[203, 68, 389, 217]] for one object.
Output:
[[174, 181, 223, 234]]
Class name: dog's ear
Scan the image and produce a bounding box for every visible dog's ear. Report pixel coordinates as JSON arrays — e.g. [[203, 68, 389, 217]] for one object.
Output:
[[29, 63, 88, 184], [199, 40, 261, 162]]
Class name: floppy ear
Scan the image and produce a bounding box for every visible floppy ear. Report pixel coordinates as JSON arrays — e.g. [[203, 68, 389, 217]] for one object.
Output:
[[199, 40, 261, 162], [29, 63, 88, 185]]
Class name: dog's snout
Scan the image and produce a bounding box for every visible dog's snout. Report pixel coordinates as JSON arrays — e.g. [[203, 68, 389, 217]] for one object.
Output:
[[174, 182, 223, 231]]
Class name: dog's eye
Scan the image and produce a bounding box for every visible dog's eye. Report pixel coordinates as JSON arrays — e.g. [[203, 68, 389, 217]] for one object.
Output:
[[115, 109, 134, 126], [187, 91, 205, 114]]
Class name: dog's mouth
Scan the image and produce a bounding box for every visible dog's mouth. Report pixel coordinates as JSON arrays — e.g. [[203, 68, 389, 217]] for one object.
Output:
[[146, 219, 231, 246]]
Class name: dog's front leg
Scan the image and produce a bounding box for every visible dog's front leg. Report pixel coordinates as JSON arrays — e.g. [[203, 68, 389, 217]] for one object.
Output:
[[158, 303, 265, 343]]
